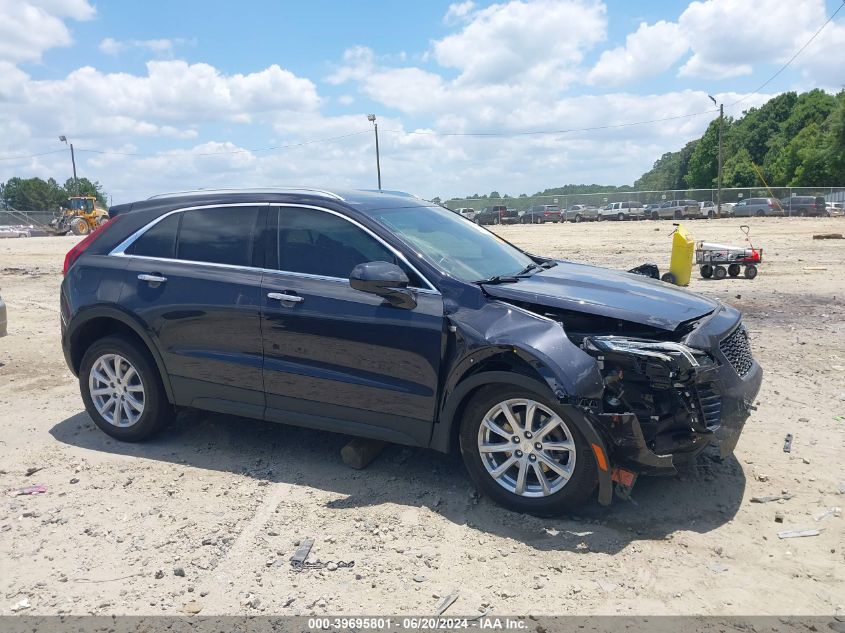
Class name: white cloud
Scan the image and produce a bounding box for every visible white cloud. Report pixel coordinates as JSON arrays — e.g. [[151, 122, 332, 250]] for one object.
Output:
[[587, 20, 688, 86], [677, 0, 826, 79], [443, 1, 476, 24], [99, 37, 185, 56], [0, 0, 95, 63], [432, 0, 607, 86]]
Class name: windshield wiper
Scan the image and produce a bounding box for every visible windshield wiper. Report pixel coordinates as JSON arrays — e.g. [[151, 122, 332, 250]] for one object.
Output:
[[475, 262, 549, 285]]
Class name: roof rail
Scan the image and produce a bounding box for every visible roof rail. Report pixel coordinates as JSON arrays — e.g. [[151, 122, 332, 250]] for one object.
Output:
[[147, 187, 345, 201]]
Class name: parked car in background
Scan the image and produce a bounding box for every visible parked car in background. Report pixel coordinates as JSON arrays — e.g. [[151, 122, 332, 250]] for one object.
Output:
[[778, 195, 826, 217], [0, 292, 6, 337], [60, 187, 762, 515], [731, 198, 784, 217], [455, 207, 477, 221], [475, 205, 508, 225], [650, 199, 701, 220], [599, 201, 645, 221], [520, 205, 561, 224], [564, 205, 599, 223], [826, 202, 844, 217], [0, 226, 31, 238]]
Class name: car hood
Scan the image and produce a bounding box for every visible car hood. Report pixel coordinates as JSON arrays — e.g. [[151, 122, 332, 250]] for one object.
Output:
[[481, 261, 718, 331]]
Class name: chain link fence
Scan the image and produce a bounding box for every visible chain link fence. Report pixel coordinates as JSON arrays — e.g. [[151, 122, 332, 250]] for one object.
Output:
[[446, 186, 845, 212]]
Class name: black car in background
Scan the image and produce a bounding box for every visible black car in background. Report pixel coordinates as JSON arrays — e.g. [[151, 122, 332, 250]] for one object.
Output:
[[476, 205, 518, 225], [778, 195, 826, 217], [60, 188, 761, 515]]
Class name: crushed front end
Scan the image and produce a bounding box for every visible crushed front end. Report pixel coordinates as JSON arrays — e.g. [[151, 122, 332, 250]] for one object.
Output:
[[574, 304, 762, 492]]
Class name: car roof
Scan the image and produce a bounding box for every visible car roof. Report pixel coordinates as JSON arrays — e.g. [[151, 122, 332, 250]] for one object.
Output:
[[110, 188, 432, 216]]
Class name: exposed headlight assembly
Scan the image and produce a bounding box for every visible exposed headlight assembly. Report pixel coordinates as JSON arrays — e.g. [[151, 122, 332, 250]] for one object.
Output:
[[583, 336, 714, 377]]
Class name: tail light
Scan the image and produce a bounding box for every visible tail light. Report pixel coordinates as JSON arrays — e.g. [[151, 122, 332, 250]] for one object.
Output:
[[63, 216, 119, 275], [768, 202, 773, 208]]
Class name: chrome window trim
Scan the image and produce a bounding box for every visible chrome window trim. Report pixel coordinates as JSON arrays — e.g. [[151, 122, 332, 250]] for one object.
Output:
[[147, 187, 345, 201], [109, 201, 440, 295]]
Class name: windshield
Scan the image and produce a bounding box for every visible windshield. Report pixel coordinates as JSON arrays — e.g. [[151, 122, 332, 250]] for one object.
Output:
[[370, 204, 535, 283]]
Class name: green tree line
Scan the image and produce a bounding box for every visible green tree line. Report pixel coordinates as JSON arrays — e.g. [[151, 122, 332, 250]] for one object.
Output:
[[636, 89, 845, 190], [0, 177, 107, 212]]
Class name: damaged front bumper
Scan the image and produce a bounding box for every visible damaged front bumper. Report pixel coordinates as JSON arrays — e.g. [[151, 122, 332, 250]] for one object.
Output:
[[578, 307, 762, 499]]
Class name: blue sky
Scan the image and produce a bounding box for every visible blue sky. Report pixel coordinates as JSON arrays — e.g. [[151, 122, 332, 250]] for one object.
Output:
[[1, 0, 843, 203]]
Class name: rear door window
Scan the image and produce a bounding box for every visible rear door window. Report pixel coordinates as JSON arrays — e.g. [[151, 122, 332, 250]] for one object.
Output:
[[129, 213, 179, 259], [176, 206, 260, 267]]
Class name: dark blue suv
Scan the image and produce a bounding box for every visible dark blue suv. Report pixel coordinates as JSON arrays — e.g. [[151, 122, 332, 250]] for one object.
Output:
[[61, 188, 762, 515]]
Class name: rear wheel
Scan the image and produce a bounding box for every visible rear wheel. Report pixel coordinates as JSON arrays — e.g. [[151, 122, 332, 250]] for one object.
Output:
[[700, 265, 713, 278], [728, 263, 741, 277], [756, 210, 765, 217], [617, 212, 625, 221], [574, 214, 582, 223], [674, 210, 682, 220], [744, 264, 758, 279], [652, 211, 660, 221], [713, 265, 727, 280], [79, 335, 172, 442], [708, 210, 715, 219], [798, 209, 807, 217], [459, 386, 597, 516]]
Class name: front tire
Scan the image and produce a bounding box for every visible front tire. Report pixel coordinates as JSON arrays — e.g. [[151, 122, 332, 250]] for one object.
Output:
[[79, 335, 172, 441], [459, 386, 597, 516]]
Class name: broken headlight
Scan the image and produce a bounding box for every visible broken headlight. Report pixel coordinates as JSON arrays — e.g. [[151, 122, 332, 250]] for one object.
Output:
[[583, 336, 714, 379]]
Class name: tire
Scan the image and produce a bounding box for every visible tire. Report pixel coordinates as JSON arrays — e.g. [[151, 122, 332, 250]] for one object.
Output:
[[574, 215, 582, 223], [617, 212, 625, 222], [798, 209, 807, 217], [674, 210, 682, 220], [708, 210, 714, 219], [79, 335, 173, 442], [744, 264, 758, 279], [661, 272, 676, 284], [459, 385, 597, 516], [713, 265, 727, 280], [756, 210, 765, 217], [728, 263, 741, 277], [652, 211, 660, 221], [700, 265, 713, 278], [70, 218, 89, 236]]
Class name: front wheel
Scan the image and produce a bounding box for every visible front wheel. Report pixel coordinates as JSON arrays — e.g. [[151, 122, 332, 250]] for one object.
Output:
[[700, 265, 713, 278], [70, 218, 90, 236], [79, 335, 173, 442], [728, 263, 741, 277], [459, 386, 597, 516]]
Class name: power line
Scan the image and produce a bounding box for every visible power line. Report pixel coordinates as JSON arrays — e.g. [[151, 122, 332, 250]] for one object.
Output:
[[0, 148, 68, 162], [381, 109, 718, 138], [0, 130, 372, 161], [728, 0, 844, 109]]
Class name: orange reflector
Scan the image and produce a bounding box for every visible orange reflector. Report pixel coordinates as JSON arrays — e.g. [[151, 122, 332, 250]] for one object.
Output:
[[591, 443, 608, 472], [611, 467, 636, 487]]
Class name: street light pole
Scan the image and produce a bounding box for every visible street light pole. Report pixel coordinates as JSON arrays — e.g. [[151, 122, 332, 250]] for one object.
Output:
[[367, 114, 382, 190], [708, 96, 723, 216], [59, 135, 78, 195]]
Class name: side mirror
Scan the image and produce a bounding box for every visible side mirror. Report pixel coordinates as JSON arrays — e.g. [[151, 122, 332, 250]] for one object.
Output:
[[349, 261, 416, 309]]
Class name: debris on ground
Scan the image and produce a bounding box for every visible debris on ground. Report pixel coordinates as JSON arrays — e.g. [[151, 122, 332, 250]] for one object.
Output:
[[241, 593, 260, 609], [435, 592, 459, 616], [777, 529, 821, 539], [10, 598, 30, 612], [751, 494, 794, 503], [812, 233, 844, 240], [24, 467, 43, 477], [708, 562, 729, 573], [783, 433, 793, 453], [814, 507, 841, 522], [7, 484, 47, 497], [182, 600, 202, 615], [774, 511, 784, 523]]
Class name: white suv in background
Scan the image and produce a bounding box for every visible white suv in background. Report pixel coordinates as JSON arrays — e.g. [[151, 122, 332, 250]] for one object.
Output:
[[599, 201, 645, 221]]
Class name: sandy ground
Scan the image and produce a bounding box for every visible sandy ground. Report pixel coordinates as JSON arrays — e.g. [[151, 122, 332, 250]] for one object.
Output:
[[0, 217, 843, 617]]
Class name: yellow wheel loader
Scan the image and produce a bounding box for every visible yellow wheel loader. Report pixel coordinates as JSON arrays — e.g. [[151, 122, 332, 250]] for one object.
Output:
[[50, 196, 109, 236]]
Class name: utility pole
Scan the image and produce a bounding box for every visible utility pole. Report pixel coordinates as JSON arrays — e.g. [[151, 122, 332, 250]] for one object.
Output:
[[708, 96, 723, 216], [59, 135, 78, 195], [367, 114, 382, 190]]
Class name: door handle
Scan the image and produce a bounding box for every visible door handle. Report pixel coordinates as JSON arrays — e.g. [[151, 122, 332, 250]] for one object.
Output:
[[138, 274, 168, 284], [267, 292, 304, 304]]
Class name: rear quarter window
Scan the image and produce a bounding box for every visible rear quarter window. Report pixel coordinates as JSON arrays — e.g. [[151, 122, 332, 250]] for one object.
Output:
[[128, 213, 179, 259]]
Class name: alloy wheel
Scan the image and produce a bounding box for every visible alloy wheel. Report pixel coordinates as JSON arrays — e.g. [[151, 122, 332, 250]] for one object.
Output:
[[477, 398, 576, 498], [88, 354, 145, 427]]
